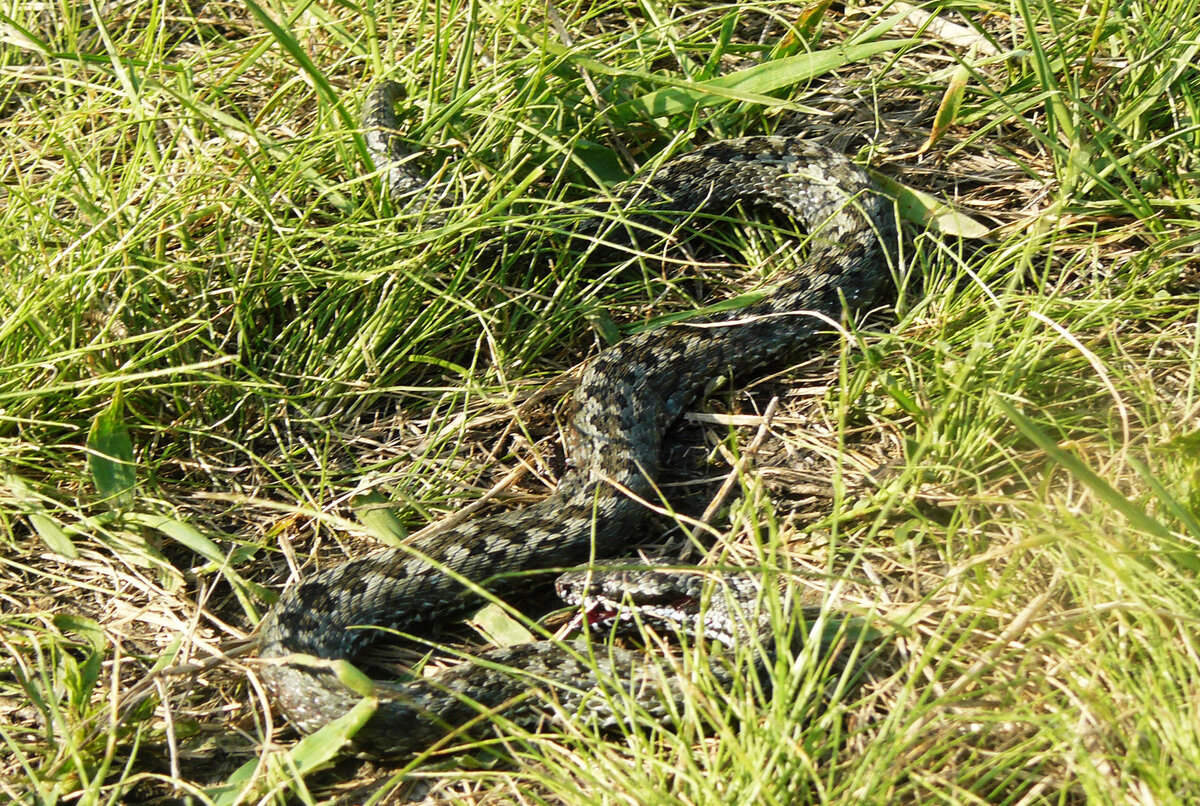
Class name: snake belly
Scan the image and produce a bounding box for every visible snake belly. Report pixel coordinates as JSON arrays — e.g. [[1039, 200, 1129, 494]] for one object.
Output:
[[255, 82, 897, 757]]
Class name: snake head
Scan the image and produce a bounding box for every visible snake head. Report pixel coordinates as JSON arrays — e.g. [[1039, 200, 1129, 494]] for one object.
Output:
[[555, 566, 767, 647]]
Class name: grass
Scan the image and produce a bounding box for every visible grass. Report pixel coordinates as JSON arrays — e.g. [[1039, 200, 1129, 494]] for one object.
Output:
[[2, 0, 1200, 803]]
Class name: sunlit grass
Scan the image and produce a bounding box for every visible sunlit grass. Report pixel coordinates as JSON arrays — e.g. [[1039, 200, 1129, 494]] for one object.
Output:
[[2, 0, 1199, 803]]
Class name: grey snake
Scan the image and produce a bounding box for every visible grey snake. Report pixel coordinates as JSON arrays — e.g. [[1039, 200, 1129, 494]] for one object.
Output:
[[256, 81, 897, 756]]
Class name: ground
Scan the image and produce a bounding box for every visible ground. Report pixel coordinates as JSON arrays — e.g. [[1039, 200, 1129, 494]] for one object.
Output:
[[2, 1, 1200, 804]]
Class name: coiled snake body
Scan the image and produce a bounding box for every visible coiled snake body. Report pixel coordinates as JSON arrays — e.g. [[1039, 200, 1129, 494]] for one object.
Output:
[[257, 82, 896, 756]]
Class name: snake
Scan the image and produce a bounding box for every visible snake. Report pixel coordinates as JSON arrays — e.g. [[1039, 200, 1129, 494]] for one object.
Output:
[[255, 81, 897, 757]]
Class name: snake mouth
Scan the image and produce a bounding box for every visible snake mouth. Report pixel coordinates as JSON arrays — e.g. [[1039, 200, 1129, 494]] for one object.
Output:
[[582, 595, 698, 634]]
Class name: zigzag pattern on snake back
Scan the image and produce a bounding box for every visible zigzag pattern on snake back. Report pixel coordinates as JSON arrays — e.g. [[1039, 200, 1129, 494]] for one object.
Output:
[[255, 81, 897, 757]]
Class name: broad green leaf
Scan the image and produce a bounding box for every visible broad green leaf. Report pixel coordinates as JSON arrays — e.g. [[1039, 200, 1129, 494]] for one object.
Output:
[[921, 62, 971, 152], [6, 474, 78, 558], [53, 614, 105, 652], [874, 173, 991, 238], [87, 392, 136, 508], [469, 602, 536, 647], [207, 694, 378, 805], [353, 490, 408, 547], [795, 0, 835, 43], [29, 512, 77, 558]]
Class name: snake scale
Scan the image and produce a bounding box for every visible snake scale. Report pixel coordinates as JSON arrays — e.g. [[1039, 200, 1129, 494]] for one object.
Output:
[[256, 81, 897, 756]]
